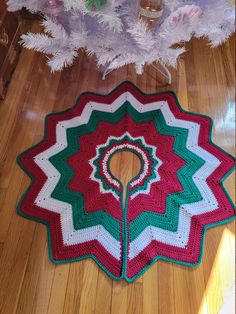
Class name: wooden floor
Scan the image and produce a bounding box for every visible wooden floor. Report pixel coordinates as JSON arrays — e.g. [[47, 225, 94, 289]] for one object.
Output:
[[0, 25, 235, 314]]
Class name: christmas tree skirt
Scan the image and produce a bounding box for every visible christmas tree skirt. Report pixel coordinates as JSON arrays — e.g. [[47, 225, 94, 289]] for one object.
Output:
[[17, 82, 235, 282]]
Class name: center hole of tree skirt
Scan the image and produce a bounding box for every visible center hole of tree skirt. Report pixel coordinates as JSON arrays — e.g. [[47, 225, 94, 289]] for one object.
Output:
[[110, 150, 141, 204]]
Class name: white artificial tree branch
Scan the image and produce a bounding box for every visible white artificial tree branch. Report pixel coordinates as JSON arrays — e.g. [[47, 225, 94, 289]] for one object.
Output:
[[8, 0, 235, 74]]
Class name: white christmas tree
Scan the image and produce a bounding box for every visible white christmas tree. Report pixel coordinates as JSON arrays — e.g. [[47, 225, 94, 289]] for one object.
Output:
[[7, 0, 235, 75]]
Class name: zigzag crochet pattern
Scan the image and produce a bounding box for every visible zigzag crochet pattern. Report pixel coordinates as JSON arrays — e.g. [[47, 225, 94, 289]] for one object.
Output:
[[17, 81, 235, 282]]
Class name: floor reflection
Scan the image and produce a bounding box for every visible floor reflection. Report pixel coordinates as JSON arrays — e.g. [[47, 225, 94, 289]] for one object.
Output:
[[198, 228, 235, 314], [213, 100, 235, 148]]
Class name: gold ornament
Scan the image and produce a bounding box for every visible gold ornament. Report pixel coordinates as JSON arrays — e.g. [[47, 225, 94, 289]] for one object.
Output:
[[138, 0, 164, 29]]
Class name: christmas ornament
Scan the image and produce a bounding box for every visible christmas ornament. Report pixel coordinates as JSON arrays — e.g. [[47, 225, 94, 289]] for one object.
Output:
[[169, 5, 202, 27], [85, 0, 107, 12], [138, 0, 164, 29], [43, 0, 64, 21], [16, 82, 235, 281]]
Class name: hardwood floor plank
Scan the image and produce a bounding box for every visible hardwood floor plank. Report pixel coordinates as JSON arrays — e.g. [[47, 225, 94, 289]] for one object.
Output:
[[63, 262, 85, 314], [94, 270, 113, 314], [15, 224, 48, 314], [158, 263, 175, 314], [78, 260, 99, 314], [0, 188, 6, 215], [31, 244, 56, 314], [172, 265, 193, 314], [127, 283, 143, 314], [0, 243, 3, 259], [176, 59, 188, 106], [111, 281, 128, 314], [47, 264, 70, 314], [0, 166, 29, 242], [142, 265, 158, 314], [0, 179, 36, 313]]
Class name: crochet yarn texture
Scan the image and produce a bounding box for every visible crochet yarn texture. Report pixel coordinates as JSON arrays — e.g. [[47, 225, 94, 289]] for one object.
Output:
[[17, 81, 235, 282]]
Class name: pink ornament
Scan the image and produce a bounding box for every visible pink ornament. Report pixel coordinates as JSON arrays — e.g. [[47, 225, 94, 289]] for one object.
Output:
[[169, 5, 202, 27], [43, 0, 64, 21]]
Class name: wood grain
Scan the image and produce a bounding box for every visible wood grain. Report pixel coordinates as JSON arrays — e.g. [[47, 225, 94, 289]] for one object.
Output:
[[0, 20, 235, 314]]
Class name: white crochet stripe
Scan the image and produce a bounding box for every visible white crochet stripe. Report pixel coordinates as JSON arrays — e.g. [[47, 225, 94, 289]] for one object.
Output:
[[89, 132, 162, 200], [32, 91, 220, 261]]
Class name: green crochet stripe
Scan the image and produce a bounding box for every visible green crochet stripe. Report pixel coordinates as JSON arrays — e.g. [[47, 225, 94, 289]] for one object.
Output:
[[49, 102, 204, 241], [93, 134, 159, 198]]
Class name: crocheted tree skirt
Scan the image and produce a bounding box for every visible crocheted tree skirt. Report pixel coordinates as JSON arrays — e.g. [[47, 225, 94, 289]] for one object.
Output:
[[17, 81, 235, 282]]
